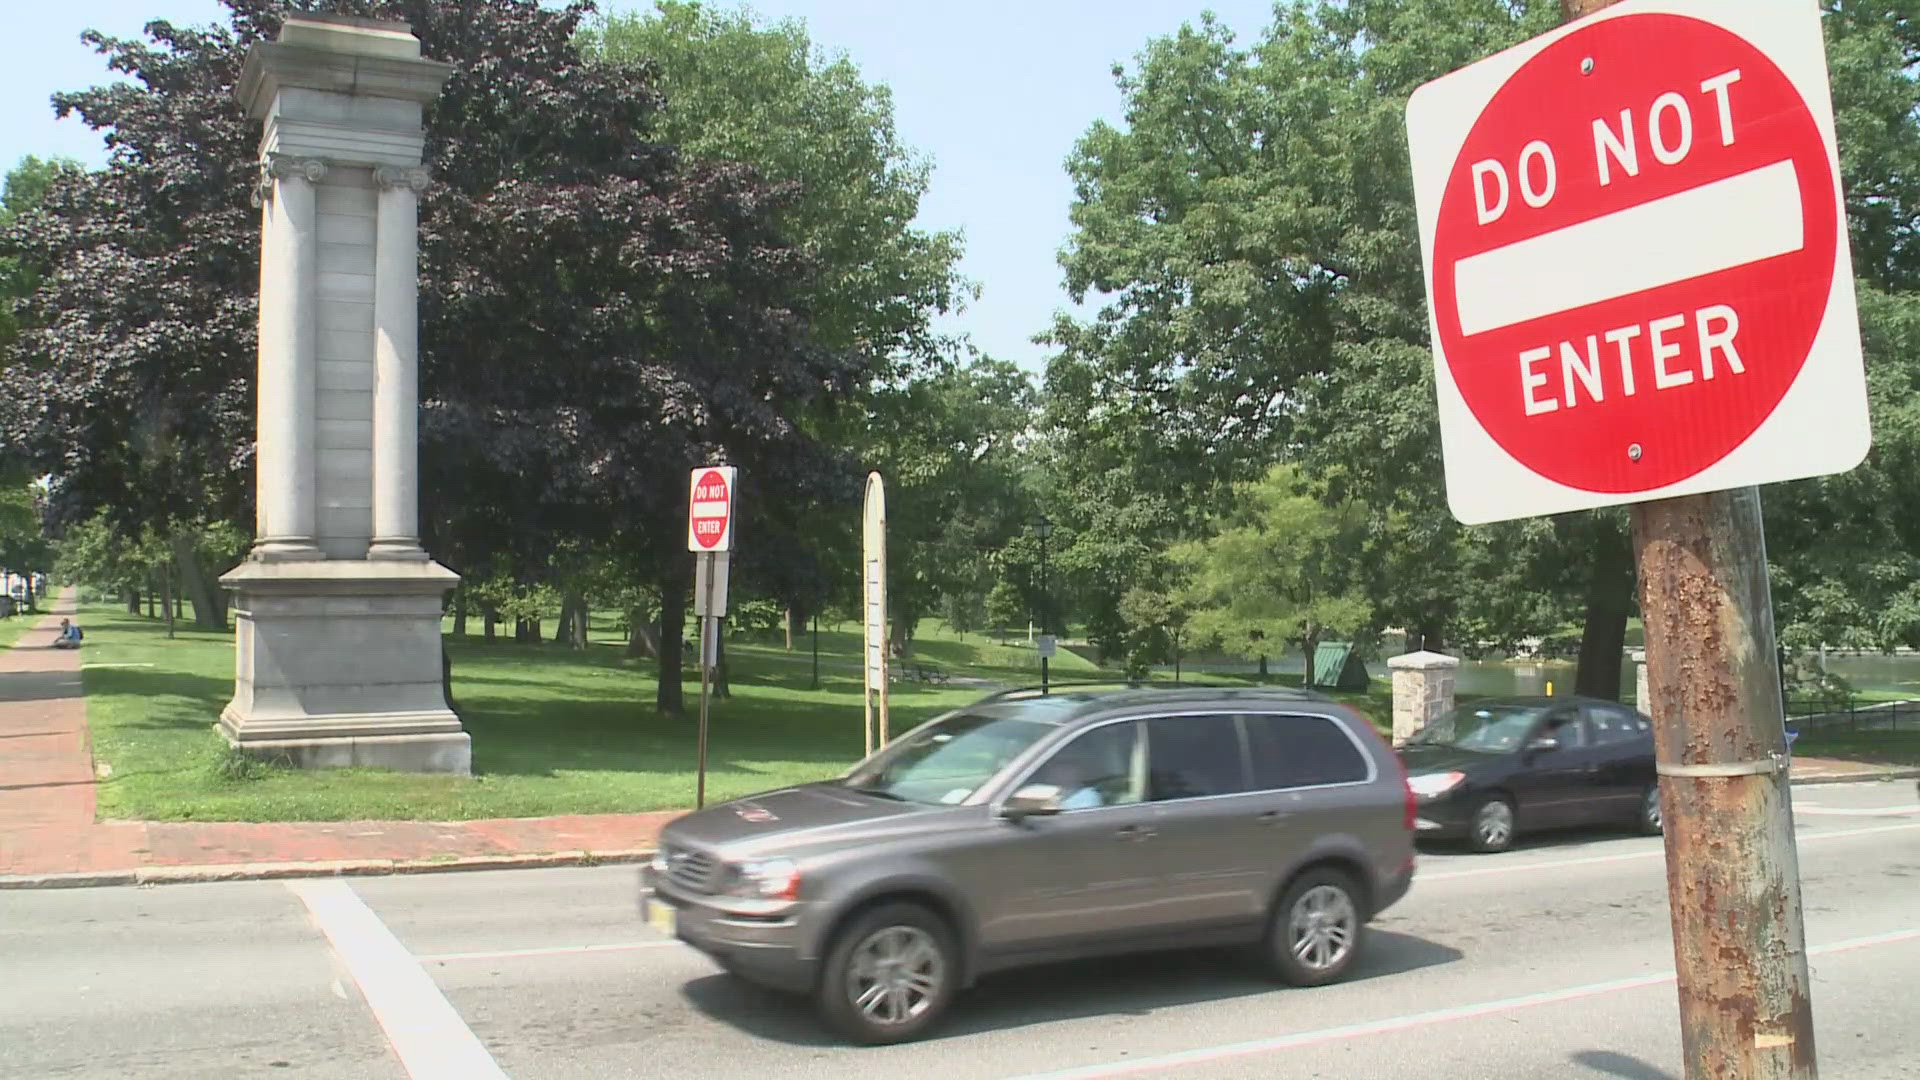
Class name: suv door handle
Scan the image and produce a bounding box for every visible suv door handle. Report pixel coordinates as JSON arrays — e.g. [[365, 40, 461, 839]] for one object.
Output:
[[1116, 824, 1155, 841]]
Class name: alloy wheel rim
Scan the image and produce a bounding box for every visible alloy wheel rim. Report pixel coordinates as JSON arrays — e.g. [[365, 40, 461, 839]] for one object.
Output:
[[1288, 884, 1357, 971], [1478, 801, 1514, 847], [846, 925, 944, 1026]]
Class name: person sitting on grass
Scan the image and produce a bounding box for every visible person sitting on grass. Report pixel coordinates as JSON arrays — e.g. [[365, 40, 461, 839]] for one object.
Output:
[[52, 618, 82, 650]]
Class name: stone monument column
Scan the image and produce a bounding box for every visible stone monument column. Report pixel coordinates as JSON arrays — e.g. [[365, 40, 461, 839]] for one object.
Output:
[[252, 155, 326, 561], [370, 165, 429, 561], [219, 14, 468, 774]]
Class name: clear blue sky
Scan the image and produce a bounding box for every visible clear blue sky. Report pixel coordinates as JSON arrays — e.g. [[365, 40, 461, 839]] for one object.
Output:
[[2, 0, 1286, 372]]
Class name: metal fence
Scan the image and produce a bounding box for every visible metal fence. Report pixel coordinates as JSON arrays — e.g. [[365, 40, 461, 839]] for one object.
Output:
[[1782, 698, 1920, 735]]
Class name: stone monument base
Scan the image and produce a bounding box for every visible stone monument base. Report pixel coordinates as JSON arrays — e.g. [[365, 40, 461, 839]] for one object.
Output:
[[218, 558, 469, 775]]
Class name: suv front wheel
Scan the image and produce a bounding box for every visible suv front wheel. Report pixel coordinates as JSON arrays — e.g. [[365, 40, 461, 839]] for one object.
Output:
[[818, 902, 958, 1045], [1265, 868, 1365, 986]]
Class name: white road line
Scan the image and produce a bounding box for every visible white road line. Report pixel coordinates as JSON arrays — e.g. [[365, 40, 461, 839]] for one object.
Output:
[[1790, 804, 1920, 817], [1418, 820, 1920, 882], [419, 940, 678, 963], [1005, 926, 1920, 1080], [287, 880, 509, 1080]]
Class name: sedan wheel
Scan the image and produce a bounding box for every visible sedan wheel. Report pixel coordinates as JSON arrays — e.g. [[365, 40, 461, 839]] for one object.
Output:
[[1469, 796, 1516, 853], [818, 903, 956, 1045], [1639, 784, 1664, 835], [1266, 869, 1365, 986]]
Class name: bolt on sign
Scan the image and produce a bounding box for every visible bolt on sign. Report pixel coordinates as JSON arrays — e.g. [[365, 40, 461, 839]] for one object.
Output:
[[687, 466, 735, 552], [1406, 0, 1869, 524]]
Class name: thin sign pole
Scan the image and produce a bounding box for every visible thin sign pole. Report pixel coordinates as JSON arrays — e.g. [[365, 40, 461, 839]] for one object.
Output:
[[696, 550, 716, 810], [1557, 3, 1817, 1076]]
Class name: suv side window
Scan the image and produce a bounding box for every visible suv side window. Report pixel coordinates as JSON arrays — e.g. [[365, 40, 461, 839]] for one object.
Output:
[[1026, 721, 1144, 810], [1146, 714, 1249, 801], [1244, 713, 1371, 790]]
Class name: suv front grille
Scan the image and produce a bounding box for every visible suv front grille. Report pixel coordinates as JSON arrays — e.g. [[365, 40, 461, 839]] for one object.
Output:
[[664, 845, 719, 894]]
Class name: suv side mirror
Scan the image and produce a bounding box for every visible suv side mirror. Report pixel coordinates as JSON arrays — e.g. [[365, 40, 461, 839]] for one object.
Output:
[[1525, 735, 1561, 753], [1000, 784, 1063, 821]]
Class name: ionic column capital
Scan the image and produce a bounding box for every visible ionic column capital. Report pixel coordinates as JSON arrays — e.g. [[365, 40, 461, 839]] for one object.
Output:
[[251, 154, 330, 207], [374, 165, 432, 193]]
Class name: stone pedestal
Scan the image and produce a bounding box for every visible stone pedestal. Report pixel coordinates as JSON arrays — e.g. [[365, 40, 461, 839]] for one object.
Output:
[[219, 15, 466, 774], [1633, 649, 1649, 711], [1389, 650, 1460, 746]]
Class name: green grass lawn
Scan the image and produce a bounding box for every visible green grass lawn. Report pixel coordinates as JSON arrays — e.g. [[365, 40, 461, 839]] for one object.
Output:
[[78, 604, 986, 823], [1793, 730, 1920, 766]]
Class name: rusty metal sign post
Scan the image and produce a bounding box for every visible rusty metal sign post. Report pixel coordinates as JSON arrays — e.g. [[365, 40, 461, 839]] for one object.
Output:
[[1564, 2, 1816, 1075]]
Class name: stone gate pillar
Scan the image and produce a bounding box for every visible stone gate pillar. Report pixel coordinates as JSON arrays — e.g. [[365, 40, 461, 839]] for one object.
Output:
[[1389, 650, 1460, 746], [218, 14, 467, 774]]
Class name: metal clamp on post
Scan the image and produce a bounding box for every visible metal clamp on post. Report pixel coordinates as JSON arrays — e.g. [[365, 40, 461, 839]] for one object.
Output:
[[1656, 752, 1788, 779]]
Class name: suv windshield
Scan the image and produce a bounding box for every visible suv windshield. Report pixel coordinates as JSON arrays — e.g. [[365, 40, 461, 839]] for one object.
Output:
[[843, 711, 1056, 805], [1411, 703, 1542, 753]]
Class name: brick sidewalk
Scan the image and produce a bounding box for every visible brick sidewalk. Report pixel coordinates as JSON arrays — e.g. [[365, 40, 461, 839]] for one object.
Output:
[[0, 588, 674, 887]]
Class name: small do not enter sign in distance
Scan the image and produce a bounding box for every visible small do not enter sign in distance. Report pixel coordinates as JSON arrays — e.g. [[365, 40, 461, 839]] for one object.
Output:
[[687, 466, 736, 552], [1408, 0, 1869, 525]]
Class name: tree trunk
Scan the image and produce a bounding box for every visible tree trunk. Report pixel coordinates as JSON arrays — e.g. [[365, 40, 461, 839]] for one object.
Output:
[[657, 567, 688, 718], [1574, 518, 1635, 700], [483, 605, 498, 643], [786, 604, 804, 651], [627, 609, 660, 659], [452, 591, 467, 638], [713, 632, 730, 698], [1257, 654, 1269, 679], [170, 534, 226, 631], [146, 585, 155, 618], [126, 589, 140, 615], [556, 593, 587, 649], [161, 565, 176, 639], [1301, 630, 1322, 689]]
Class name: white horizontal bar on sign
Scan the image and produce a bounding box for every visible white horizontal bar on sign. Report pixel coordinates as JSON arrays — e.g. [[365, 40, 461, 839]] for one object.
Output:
[[1453, 159, 1805, 337], [690, 500, 729, 519]]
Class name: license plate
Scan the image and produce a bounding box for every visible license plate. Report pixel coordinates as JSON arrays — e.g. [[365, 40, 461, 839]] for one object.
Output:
[[644, 897, 676, 936]]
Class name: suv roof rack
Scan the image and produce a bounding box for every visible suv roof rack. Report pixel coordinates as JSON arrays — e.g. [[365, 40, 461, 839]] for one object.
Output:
[[972, 679, 1331, 706]]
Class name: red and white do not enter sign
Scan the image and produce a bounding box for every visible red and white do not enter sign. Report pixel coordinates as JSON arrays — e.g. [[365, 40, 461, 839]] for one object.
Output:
[[687, 466, 735, 552], [1408, 1, 1869, 524]]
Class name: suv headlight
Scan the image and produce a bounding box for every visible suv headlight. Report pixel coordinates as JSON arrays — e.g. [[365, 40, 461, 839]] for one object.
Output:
[[724, 858, 801, 901], [1408, 771, 1466, 799]]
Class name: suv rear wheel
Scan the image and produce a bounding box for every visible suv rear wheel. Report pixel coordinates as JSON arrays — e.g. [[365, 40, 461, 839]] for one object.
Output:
[[817, 902, 957, 1045], [1265, 868, 1365, 986]]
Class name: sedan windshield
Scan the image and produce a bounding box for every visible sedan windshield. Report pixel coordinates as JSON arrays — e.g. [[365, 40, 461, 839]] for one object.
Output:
[[1411, 704, 1541, 753], [843, 711, 1056, 805]]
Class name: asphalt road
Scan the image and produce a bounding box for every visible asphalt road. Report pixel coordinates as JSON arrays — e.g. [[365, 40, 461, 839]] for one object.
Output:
[[5, 781, 1918, 1080]]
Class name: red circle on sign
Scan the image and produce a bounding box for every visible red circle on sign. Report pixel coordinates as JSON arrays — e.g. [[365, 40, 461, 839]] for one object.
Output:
[[691, 468, 730, 550], [1431, 13, 1837, 493]]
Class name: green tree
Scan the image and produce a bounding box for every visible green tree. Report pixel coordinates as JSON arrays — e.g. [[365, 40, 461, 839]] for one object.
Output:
[[1175, 464, 1372, 686], [584, 1, 970, 370]]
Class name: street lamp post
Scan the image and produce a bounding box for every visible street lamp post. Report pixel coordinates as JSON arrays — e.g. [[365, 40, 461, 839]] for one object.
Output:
[[1034, 517, 1054, 693]]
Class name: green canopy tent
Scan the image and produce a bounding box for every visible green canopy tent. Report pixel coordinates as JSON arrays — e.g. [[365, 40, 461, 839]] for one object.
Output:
[[1311, 642, 1371, 691]]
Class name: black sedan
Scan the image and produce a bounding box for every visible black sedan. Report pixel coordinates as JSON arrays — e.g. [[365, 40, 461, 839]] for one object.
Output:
[[1400, 696, 1661, 852]]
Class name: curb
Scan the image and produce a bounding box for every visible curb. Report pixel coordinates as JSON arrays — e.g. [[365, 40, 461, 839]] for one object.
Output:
[[1789, 768, 1920, 787], [0, 848, 655, 891]]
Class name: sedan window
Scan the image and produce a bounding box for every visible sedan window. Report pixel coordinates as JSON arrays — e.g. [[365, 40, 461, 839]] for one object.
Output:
[[1413, 704, 1540, 753]]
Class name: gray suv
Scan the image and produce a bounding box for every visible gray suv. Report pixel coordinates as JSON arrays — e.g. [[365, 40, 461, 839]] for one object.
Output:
[[639, 684, 1416, 1044]]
